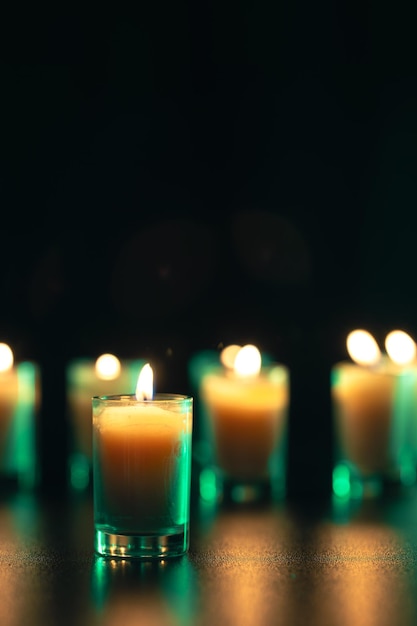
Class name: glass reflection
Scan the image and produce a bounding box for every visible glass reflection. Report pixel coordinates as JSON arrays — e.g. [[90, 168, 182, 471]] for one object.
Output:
[[91, 555, 197, 626]]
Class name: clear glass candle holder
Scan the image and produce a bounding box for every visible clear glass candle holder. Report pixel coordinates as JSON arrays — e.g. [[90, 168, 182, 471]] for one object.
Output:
[[199, 364, 289, 504], [331, 361, 417, 499], [92, 393, 193, 559]]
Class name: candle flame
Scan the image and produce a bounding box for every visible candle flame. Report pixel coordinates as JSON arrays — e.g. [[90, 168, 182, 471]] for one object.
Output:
[[136, 363, 153, 400], [385, 330, 416, 366], [220, 344, 241, 370], [95, 353, 121, 380], [0, 343, 13, 373], [234, 344, 262, 377], [346, 329, 381, 366]]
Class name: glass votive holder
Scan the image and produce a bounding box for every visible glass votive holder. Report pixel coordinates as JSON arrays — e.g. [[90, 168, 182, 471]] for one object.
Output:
[[0, 361, 40, 491], [199, 363, 289, 504], [331, 360, 417, 499], [92, 393, 193, 559], [66, 357, 146, 491], [188, 350, 223, 496]]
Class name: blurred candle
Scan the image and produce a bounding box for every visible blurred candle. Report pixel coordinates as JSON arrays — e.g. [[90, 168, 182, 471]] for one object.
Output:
[[385, 330, 417, 486], [0, 344, 19, 461], [200, 344, 289, 502], [0, 343, 39, 489], [332, 329, 417, 498], [66, 354, 146, 490], [11, 361, 40, 489]]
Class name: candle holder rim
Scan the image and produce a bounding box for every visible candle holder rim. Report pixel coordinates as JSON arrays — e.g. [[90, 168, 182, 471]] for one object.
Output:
[[92, 392, 193, 403], [332, 360, 407, 376], [202, 361, 289, 379]]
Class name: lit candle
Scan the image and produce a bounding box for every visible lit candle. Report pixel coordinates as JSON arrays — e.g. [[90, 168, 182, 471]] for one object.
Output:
[[0, 343, 19, 460], [200, 345, 289, 501], [92, 363, 193, 559], [385, 330, 417, 365], [332, 329, 417, 496], [385, 330, 417, 486], [66, 354, 146, 489], [0, 344, 39, 489]]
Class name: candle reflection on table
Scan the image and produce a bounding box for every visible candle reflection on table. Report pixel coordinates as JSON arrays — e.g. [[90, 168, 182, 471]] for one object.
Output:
[[324, 513, 414, 626], [91, 556, 198, 626], [193, 504, 294, 626]]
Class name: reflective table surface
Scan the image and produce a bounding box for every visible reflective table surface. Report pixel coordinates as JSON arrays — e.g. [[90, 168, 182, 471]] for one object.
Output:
[[1, 488, 417, 626]]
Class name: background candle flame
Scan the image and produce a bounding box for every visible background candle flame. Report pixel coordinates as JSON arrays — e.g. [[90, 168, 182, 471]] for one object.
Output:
[[220, 344, 241, 370], [234, 344, 262, 377], [136, 363, 153, 400], [346, 329, 381, 367], [385, 330, 416, 366], [0, 343, 14, 373], [95, 353, 121, 381]]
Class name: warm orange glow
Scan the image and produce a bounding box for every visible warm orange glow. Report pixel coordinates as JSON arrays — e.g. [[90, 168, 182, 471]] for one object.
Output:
[[346, 330, 381, 366], [135, 363, 153, 400], [385, 330, 416, 366], [95, 354, 121, 381], [220, 344, 241, 370], [234, 345, 262, 377], [0, 343, 14, 373]]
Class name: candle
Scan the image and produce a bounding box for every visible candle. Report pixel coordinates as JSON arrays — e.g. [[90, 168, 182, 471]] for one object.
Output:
[[200, 345, 289, 502], [92, 363, 193, 559], [385, 331, 417, 486], [66, 354, 146, 490], [332, 329, 417, 498], [0, 344, 19, 462], [0, 344, 39, 489]]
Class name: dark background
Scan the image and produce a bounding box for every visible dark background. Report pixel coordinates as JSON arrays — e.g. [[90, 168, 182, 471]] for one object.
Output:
[[1, 3, 417, 500]]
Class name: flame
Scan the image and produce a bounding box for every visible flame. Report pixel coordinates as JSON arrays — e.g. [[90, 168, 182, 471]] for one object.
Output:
[[385, 330, 416, 366], [346, 330, 381, 366], [95, 354, 121, 381], [234, 344, 262, 377], [0, 343, 14, 373], [136, 363, 153, 400], [220, 344, 241, 370]]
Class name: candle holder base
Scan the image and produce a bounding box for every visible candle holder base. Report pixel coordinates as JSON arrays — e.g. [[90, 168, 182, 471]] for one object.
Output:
[[221, 477, 272, 505], [332, 462, 396, 500], [95, 525, 189, 559]]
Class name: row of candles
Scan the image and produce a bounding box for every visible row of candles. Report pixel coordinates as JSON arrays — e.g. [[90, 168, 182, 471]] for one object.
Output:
[[1, 329, 417, 502]]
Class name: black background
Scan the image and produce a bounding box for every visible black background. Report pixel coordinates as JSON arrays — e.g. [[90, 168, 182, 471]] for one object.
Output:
[[1, 3, 417, 500]]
